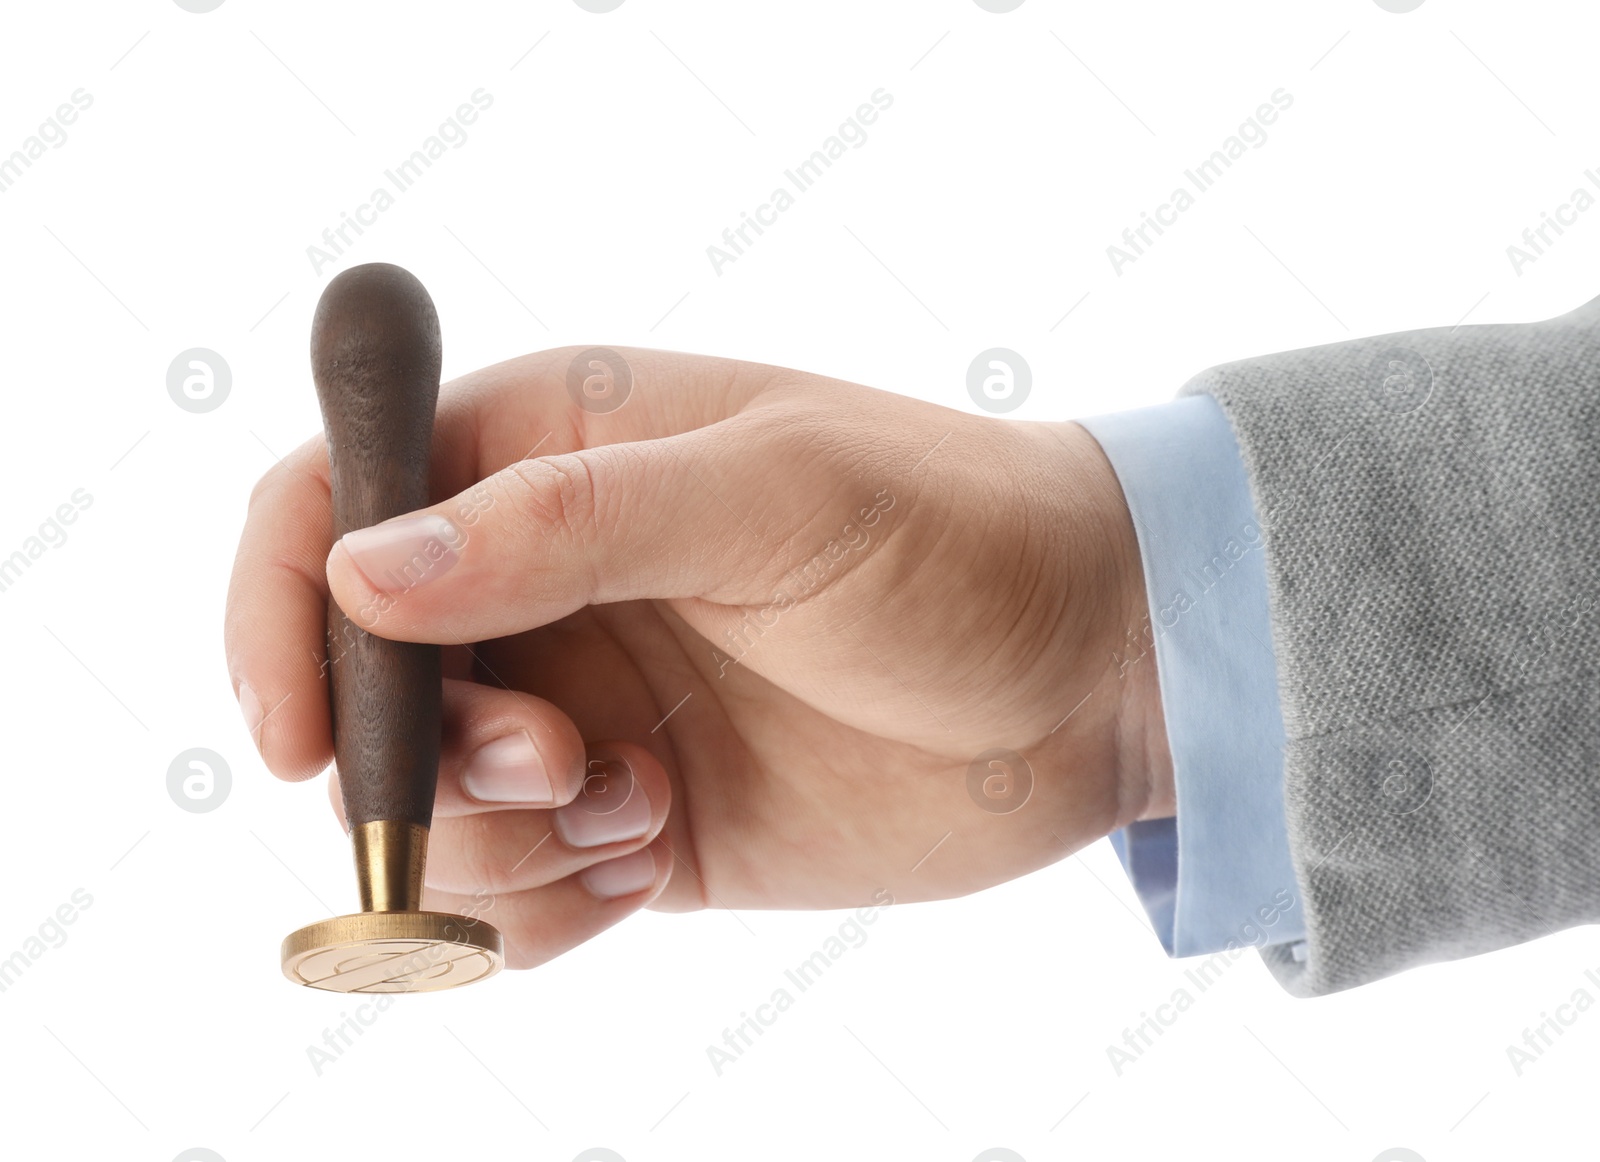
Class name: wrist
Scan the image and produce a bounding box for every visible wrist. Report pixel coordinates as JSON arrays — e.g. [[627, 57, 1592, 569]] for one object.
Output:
[[1051, 420, 1174, 828]]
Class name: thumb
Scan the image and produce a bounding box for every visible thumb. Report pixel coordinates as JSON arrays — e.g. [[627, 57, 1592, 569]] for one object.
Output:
[[326, 418, 793, 643]]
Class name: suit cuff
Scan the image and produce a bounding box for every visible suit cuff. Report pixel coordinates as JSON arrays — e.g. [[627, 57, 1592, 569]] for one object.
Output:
[[1079, 395, 1305, 957]]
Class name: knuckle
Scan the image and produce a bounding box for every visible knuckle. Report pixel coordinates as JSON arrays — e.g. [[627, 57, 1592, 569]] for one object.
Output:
[[246, 446, 329, 515], [246, 459, 289, 511], [500, 453, 601, 545]]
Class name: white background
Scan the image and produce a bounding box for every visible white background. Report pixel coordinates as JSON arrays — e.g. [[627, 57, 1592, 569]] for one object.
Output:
[[0, 1, 1595, 1159]]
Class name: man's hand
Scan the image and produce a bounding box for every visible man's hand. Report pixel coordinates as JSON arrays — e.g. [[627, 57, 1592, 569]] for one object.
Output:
[[224, 348, 1170, 968]]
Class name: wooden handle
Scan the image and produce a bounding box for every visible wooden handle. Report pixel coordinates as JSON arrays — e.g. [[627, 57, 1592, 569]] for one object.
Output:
[[310, 263, 442, 830]]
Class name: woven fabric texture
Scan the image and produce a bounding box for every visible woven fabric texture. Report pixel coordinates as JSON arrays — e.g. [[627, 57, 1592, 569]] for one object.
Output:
[[1180, 293, 1600, 996]]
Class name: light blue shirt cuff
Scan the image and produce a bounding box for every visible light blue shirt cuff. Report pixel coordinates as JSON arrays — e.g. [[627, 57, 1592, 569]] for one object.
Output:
[[1079, 395, 1304, 957]]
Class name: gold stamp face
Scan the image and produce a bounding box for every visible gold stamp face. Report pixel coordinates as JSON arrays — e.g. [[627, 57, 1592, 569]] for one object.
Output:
[[282, 912, 503, 994]]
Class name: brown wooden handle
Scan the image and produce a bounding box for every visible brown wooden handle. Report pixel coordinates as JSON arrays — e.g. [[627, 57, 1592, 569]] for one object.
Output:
[[310, 263, 442, 830]]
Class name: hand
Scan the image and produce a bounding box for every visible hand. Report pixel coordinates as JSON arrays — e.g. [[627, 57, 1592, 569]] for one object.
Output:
[[225, 348, 1171, 968]]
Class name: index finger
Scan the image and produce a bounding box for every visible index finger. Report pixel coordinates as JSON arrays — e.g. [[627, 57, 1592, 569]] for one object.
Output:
[[223, 346, 778, 780]]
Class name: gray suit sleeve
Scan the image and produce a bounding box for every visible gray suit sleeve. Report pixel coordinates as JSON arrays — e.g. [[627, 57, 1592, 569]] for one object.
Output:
[[1179, 293, 1600, 996]]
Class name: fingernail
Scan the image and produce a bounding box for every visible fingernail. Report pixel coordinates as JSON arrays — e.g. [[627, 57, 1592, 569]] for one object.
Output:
[[239, 682, 263, 750], [341, 514, 461, 593], [462, 731, 554, 805], [554, 763, 652, 848], [579, 849, 657, 900]]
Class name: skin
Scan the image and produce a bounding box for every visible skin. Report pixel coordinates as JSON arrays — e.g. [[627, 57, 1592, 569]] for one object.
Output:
[[224, 348, 1173, 970]]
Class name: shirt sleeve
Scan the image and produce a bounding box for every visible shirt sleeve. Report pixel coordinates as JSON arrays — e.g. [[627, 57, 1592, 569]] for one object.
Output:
[[1078, 395, 1306, 959]]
